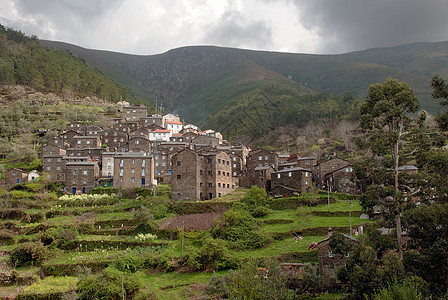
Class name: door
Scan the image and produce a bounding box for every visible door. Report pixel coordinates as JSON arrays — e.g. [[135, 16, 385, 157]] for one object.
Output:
[[72, 187, 76, 194], [141, 178, 145, 185], [82, 187, 86, 194]]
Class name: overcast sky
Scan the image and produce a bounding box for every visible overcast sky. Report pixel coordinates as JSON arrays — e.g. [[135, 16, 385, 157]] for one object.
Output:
[[1, 0, 448, 55]]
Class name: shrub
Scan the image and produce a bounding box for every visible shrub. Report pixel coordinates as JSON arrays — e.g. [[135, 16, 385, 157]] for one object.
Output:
[[0, 230, 16, 245], [205, 274, 228, 298], [115, 256, 141, 273], [77, 266, 141, 300], [10, 241, 50, 267], [251, 206, 272, 217]]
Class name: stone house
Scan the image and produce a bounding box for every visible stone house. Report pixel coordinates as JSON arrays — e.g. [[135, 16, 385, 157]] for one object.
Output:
[[61, 130, 82, 147], [139, 114, 163, 128], [271, 167, 312, 195], [324, 165, 357, 194], [66, 148, 106, 159], [297, 157, 317, 169], [5, 169, 28, 185], [43, 155, 66, 181], [199, 129, 223, 144], [278, 154, 290, 164], [129, 129, 149, 139], [246, 149, 279, 172], [170, 134, 184, 142], [123, 105, 147, 122], [128, 137, 151, 153], [317, 229, 358, 285], [86, 125, 103, 136], [65, 161, 99, 194], [47, 136, 69, 149], [41, 144, 66, 158], [152, 141, 188, 178], [315, 157, 352, 189], [113, 153, 154, 188], [100, 130, 128, 151], [192, 135, 219, 149], [73, 136, 101, 149], [171, 149, 236, 201], [112, 122, 131, 134], [143, 123, 165, 132], [66, 122, 86, 135], [182, 131, 198, 146]]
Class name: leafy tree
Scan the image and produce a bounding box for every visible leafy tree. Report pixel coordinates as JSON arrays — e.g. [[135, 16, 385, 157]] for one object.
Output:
[[227, 259, 295, 300], [403, 203, 448, 293], [431, 74, 448, 130], [359, 77, 419, 260]]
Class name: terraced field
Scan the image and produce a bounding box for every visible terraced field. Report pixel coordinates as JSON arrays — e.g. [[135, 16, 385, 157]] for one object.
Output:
[[0, 185, 371, 299]]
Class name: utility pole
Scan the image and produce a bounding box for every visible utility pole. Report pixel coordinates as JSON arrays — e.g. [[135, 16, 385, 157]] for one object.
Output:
[[349, 199, 352, 236], [327, 180, 330, 211]]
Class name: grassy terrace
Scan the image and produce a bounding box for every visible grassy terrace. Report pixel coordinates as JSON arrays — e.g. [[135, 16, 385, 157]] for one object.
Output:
[[0, 186, 373, 299]]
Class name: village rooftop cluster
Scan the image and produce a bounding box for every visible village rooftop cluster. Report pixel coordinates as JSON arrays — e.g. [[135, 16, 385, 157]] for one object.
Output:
[[2, 104, 376, 199]]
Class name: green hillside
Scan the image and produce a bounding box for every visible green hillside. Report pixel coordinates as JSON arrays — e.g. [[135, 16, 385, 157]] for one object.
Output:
[[0, 24, 133, 103], [41, 40, 448, 133]]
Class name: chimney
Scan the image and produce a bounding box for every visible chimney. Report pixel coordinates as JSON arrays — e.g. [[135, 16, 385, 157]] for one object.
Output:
[[327, 227, 333, 238]]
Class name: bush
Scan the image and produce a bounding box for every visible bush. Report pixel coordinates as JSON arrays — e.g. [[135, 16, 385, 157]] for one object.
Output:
[[251, 206, 272, 217], [115, 255, 141, 273], [77, 266, 141, 300], [205, 274, 228, 298], [0, 230, 16, 245], [10, 241, 50, 267]]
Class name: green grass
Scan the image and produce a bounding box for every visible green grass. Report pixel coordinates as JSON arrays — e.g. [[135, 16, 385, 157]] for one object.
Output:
[[139, 270, 225, 300], [234, 236, 325, 259], [20, 276, 78, 297], [260, 216, 373, 233]]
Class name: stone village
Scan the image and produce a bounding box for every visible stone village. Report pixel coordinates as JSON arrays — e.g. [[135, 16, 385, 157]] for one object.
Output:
[[3, 105, 360, 199]]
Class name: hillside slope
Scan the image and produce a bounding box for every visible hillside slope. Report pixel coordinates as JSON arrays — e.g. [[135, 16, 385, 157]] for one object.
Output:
[[40, 39, 448, 141]]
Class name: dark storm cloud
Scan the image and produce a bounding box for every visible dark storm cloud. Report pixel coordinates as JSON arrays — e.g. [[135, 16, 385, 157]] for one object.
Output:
[[204, 9, 273, 49], [291, 0, 448, 53]]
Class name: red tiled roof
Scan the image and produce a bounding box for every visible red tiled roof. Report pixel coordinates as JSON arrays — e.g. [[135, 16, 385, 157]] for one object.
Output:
[[151, 130, 171, 133], [166, 121, 182, 125]]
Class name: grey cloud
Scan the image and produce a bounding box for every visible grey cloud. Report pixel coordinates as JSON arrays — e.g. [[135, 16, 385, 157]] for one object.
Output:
[[291, 0, 448, 53], [204, 9, 272, 49]]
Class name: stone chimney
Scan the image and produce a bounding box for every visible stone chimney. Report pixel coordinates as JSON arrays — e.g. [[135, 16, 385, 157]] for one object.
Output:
[[327, 227, 333, 238]]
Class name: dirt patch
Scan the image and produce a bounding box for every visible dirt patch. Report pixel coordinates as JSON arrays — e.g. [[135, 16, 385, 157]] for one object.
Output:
[[159, 212, 226, 231]]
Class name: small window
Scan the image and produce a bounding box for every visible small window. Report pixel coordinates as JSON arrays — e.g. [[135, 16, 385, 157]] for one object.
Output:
[[218, 171, 221, 176], [288, 172, 292, 177], [328, 251, 334, 258], [277, 173, 281, 179], [131, 168, 135, 173], [177, 174, 181, 179], [83, 170, 87, 175], [218, 183, 221, 187], [208, 183, 212, 187], [233, 171, 236, 176], [258, 156, 262, 161], [177, 160, 181, 166], [131, 177, 135, 182]]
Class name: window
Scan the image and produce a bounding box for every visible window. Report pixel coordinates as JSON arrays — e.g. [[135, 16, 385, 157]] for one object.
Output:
[[227, 172, 230, 177], [132, 159, 135, 164], [277, 173, 281, 179], [328, 251, 334, 258], [208, 183, 212, 187], [72, 180, 77, 184], [233, 157, 236, 161], [56, 167, 60, 171], [119, 160, 124, 167], [136, 140, 139, 144], [288, 172, 292, 177], [141, 170, 145, 176], [218, 183, 221, 187], [258, 156, 262, 161], [83, 170, 87, 175], [227, 184, 230, 188], [177, 160, 181, 166], [73, 170, 77, 175], [218, 159, 221, 163], [233, 171, 237, 176], [142, 160, 146, 166], [77, 140, 81, 144], [119, 169, 124, 176], [233, 163, 236, 168], [86, 140, 91, 144], [131, 177, 135, 182], [131, 168, 135, 173], [218, 171, 221, 176], [208, 171, 212, 176], [83, 180, 87, 185], [265, 155, 268, 160], [177, 175, 181, 179], [47, 167, 51, 171], [200, 170, 203, 175]]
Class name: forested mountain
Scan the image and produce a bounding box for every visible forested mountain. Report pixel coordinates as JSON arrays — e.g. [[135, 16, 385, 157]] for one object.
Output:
[[41, 39, 448, 140], [0, 25, 133, 103]]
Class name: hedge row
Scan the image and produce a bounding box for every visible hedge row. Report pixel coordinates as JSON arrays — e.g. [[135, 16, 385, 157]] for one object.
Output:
[[41, 261, 110, 276], [268, 198, 336, 210], [269, 226, 351, 240], [60, 240, 168, 251], [311, 211, 363, 217], [277, 250, 318, 263]]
